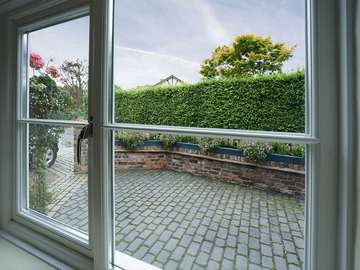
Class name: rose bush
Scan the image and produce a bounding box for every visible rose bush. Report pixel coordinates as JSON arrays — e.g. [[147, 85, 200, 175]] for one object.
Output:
[[28, 53, 71, 214]]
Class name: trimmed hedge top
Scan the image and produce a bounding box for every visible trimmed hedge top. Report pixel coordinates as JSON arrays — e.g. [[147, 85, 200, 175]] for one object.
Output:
[[115, 72, 305, 132]]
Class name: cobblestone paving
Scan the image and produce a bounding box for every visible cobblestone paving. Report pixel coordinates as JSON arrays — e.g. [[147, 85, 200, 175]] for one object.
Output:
[[46, 146, 89, 231], [47, 147, 305, 270]]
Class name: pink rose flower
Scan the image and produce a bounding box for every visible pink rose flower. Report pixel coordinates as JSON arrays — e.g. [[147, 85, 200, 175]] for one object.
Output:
[[46, 65, 60, 78], [29, 52, 45, 70]]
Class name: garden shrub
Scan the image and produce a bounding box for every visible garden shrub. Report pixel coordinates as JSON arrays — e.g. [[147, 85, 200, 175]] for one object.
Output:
[[29, 75, 70, 214], [242, 142, 273, 163], [116, 131, 147, 150], [271, 142, 305, 157], [115, 72, 305, 133], [159, 134, 177, 149]]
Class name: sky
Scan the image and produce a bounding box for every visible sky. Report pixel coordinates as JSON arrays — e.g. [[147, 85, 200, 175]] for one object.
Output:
[[29, 0, 305, 89]]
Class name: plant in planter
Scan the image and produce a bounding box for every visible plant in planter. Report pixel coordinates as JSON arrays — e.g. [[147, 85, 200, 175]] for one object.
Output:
[[271, 142, 304, 157], [198, 137, 226, 153], [175, 135, 199, 145], [241, 141, 273, 163], [159, 134, 177, 149], [116, 131, 147, 150]]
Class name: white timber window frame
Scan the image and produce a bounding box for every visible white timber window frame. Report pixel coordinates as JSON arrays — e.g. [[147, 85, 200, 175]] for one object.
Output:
[[0, 0, 355, 270]]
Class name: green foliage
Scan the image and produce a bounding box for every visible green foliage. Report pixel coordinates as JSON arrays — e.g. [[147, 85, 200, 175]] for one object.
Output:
[[159, 134, 177, 149], [29, 143, 53, 213], [271, 143, 305, 157], [198, 138, 226, 153], [29, 75, 70, 119], [115, 131, 146, 150], [115, 72, 305, 133], [29, 75, 69, 214], [200, 34, 296, 79], [115, 131, 304, 161], [241, 142, 273, 163]]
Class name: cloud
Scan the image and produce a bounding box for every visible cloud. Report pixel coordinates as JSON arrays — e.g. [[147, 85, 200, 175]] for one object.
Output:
[[115, 46, 200, 67], [114, 46, 201, 89], [193, 0, 229, 44]]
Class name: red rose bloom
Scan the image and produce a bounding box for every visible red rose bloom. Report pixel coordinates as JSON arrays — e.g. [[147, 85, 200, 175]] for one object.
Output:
[[29, 52, 45, 70], [46, 65, 60, 78]]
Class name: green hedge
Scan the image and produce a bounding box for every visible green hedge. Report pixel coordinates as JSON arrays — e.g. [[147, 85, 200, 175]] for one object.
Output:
[[115, 72, 305, 132]]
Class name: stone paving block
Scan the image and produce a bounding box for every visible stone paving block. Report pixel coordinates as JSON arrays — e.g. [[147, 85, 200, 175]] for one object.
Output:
[[124, 231, 137, 242], [221, 258, 234, 270], [179, 254, 195, 270], [289, 264, 303, 270], [159, 230, 172, 242], [211, 246, 223, 262], [127, 238, 142, 252], [249, 237, 260, 250], [214, 238, 225, 247], [144, 234, 158, 247], [157, 250, 171, 264], [284, 240, 296, 253], [172, 227, 185, 239], [188, 242, 200, 256], [249, 263, 262, 270], [200, 241, 212, 253], [179, 234, 192, 247], [235, 255, 248, 270], [171, 246, 186, 261], [224, 246, 236, 260], [195, 251, 209, 266], [238, 232, 249, 244], [237, 243, 248, 256], [287, 253, 300, 265], [164, 259, 179, 270], [142, 253, 155, 264], [262, 255, 274, 268], [274, 256, 288, 270], [139, 229, 152, 239], [134, 246, 148, 258], [149, 241, 165, 256], [207, 260, 220, 270], [154, 224, 167, 235], [201, 228, 215, 242], [164, 238, 178, 252], [249, 249, 261, 264], [168, 222, 180, 232]]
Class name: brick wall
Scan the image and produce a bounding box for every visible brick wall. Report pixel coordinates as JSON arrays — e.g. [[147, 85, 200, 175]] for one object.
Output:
[[74, 140, 305, 196], [114, 145, 305, 197], [73, 129, 88, 173]]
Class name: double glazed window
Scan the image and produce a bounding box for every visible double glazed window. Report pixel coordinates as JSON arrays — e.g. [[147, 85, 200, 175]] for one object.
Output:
[[15, 1, 318, 269]]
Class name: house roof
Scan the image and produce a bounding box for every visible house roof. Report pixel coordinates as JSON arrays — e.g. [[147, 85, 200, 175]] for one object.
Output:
[[154, 75, 184, 86]]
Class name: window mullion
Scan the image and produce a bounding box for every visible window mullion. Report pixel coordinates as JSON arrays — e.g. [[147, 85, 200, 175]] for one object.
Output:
[[89, 0, 113, 269]]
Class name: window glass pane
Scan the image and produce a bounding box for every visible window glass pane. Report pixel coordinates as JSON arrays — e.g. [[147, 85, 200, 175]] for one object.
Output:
[[113, 1, 306, 133], [113, 130, 306, 269], [28, 124, 89, 235], [27, 16, 89, 122]]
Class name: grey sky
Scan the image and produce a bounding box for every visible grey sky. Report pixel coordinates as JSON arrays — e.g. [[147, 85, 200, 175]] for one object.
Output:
[[29, 0, 305, 89]]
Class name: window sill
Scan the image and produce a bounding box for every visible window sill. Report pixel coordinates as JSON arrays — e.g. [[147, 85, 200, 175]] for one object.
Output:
[[114, 250, 161, 270]]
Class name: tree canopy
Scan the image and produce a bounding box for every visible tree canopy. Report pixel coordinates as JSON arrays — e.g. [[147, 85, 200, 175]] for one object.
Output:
[[200, 34, 296, 79]]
